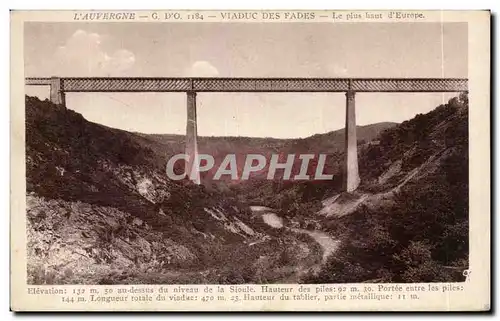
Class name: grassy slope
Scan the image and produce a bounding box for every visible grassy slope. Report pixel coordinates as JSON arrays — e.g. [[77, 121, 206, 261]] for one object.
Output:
[[140, 122, 396, 156]]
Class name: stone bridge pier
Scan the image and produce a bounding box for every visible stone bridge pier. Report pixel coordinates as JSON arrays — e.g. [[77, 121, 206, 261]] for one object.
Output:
[[50, 77, 65, 106], [344, 90, 360, 192], [185, 91, 200, 184]]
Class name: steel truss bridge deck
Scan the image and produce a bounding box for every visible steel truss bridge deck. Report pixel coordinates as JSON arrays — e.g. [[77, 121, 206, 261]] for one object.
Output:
[[25, 77, 468, 93]]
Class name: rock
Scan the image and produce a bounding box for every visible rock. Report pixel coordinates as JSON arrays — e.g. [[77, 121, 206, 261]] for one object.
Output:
[[132, 217, 143, 226]]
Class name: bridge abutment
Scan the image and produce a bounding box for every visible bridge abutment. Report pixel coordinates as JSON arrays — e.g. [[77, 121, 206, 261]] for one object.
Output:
[[186, 91, 200, 184], [50, 77, 65, 107], [344, 90, 360, 192]]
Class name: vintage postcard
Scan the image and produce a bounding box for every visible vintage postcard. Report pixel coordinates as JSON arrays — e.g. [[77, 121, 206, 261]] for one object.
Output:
[[10, 10, 490, 311]]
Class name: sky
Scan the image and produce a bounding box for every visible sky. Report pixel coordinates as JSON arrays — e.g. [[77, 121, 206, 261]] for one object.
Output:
[[24, 22, 467, 138]]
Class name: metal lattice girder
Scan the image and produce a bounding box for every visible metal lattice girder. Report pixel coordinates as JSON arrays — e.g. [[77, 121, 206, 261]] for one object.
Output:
[[25, 77, 468, 93], [62, 78, 192, 92], [351, 78, 468, 92], [192, 78, 350, 92], [25, 78, 51, 86]]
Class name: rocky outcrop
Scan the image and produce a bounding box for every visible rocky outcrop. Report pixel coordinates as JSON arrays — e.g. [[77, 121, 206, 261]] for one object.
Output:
[[26, 195, 198, 284]]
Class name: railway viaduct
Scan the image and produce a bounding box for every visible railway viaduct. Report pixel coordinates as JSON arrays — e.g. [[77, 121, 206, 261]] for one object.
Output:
[[25, 77, 468, 192]]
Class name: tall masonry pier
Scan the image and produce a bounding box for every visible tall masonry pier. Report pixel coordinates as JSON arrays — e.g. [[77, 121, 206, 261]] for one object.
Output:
[[344, 89, 360, 192], [185, 91, 200, 184], [25, 77, 468, 192], [49, 77, 65, 106]]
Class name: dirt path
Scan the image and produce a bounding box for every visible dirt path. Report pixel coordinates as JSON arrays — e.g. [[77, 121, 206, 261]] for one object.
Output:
[[250, 205, 339, 264], [291, 228, 340, 263]]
